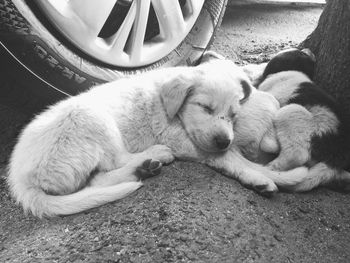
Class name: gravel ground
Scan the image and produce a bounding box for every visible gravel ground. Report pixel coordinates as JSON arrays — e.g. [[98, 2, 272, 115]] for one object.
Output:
[[1, 4, 349, 263]]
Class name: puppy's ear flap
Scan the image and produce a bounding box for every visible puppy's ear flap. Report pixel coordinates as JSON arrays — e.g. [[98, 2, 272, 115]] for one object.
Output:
[[242, 63, 267, 87], [160, 76, 195, 119], [199, 50, 225, 64], [239, 79, 253, 104]]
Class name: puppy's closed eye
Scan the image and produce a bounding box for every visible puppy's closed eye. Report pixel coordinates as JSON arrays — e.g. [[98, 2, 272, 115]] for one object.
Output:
[[196, 102, 214, 114]]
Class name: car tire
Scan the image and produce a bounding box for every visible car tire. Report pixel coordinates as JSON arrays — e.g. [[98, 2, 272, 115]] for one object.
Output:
[[0, 0, 227, 98]]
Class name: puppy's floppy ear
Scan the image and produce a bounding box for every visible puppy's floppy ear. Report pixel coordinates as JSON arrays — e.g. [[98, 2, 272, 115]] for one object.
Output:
[[199, 50, 225, 64], [242, 63, 267, 87], [160, 75, 195, 119], [239, 79, 253, 104]]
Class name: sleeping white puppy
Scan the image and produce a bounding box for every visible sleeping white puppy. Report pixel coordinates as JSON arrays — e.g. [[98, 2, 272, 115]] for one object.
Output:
[[8, 54, 309, 217]]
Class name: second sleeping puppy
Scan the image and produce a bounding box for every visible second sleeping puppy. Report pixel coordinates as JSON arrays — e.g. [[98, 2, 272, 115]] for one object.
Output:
[[246, 48, 350, 191]]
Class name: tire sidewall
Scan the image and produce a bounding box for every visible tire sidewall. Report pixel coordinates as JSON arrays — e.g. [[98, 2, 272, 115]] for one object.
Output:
[[0, 0, 227, 95]]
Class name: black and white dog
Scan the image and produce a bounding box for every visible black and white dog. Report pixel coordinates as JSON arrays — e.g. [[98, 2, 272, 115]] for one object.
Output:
[[247, 48, 350, 191]]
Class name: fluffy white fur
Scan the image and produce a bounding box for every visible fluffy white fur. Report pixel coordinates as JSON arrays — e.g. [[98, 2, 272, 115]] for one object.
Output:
[[8, 55, 312, 218], [233, 88, 279, 164]]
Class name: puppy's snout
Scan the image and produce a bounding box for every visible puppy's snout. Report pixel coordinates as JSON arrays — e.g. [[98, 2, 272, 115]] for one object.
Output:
[[214, 135, 232, 150]]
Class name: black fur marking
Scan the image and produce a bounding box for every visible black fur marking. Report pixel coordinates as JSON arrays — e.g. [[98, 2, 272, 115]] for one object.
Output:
[[311, 130, 350, 169], [288, 82, 337, 110], [262, 49, 316, 81], [286, 83, 350, 169]]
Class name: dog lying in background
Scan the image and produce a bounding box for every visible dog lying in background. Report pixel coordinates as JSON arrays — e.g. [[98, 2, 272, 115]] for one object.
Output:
[[243, 48, 350, 191], [9, 53, 312, 217]]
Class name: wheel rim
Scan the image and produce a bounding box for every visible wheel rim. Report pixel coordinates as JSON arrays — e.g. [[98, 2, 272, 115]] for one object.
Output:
[[34, 0, 205, 67]]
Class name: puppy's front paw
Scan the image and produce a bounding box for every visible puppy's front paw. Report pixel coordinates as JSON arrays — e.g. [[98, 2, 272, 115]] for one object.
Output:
[[253, 183, 278, 197], [143, 145, 175, 165], [240, 171, 279, 197], [136, 159, 163, 181]]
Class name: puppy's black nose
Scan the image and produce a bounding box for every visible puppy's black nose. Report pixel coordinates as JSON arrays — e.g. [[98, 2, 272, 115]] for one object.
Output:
[[214, 136, 231, 150]]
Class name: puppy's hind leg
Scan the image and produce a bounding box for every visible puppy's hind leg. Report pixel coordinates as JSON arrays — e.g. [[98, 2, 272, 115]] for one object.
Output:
[[267, 104, 312, 171], [89, 145, 175, 187]]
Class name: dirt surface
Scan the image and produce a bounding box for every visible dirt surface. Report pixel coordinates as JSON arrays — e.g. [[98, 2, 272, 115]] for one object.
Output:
[[1, 4, 349, 263]]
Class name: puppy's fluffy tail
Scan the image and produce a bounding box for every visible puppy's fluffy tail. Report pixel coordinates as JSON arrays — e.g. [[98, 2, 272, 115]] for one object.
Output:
[[280, 163, 350, 192], [12, 180, 143, 218], [265, 162, 350, 192]]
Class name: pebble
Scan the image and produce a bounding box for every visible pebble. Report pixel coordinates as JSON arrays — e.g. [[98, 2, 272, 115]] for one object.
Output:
[[298, 206, 311, 214], [179, 234, 189, 242]]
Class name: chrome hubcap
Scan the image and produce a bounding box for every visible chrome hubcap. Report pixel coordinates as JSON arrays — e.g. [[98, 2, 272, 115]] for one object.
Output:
[[34, 0, 205, 67]]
